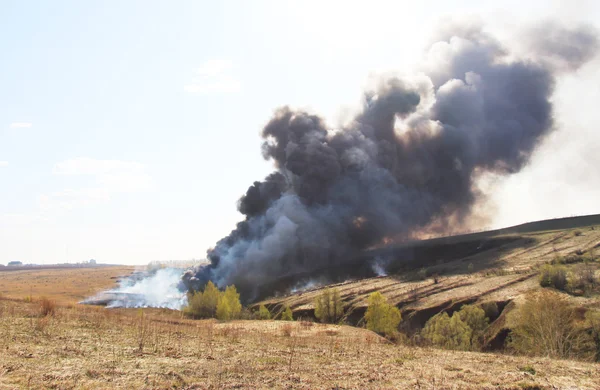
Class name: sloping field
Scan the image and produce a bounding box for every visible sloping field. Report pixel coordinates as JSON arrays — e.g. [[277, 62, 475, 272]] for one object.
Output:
[[257, 216, 600, 344]]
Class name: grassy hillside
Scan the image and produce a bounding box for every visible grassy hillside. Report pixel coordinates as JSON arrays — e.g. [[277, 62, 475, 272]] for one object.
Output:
[[256, 216, 600, 349]]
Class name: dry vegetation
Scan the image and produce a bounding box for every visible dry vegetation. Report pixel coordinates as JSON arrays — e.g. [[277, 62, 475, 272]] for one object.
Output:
[[2, 221, 600, 388], [1, 298, 600, 389], [0, 266, 135, 305], [260, 227, 600, 332]]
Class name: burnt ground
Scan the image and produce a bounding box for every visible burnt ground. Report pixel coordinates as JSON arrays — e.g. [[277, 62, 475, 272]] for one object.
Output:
[[256, 215, 600, 349]]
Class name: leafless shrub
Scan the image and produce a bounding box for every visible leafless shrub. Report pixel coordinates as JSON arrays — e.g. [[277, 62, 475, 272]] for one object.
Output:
[[508, 291, 594, 360], [35, 315, 51, 333], [408, 284, 419, 301], [281, 323, 293, 337], [288, 337, 297, 373], [39, 297, 56, 317], [539, 264, 568, 291], [136, 309, 149, 353]]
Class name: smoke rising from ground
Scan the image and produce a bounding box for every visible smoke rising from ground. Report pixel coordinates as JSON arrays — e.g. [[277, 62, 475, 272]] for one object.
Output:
[[183, 22, 598, 301], [83, 268, 188, 309]]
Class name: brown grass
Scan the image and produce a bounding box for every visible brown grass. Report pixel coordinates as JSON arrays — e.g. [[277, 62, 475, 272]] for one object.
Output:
[[0, 298, 599, 389], [258, 227, 600, 329], [280, 323, 293, 337], [0, 265, 134, 304], [38, 297, 56, 317]]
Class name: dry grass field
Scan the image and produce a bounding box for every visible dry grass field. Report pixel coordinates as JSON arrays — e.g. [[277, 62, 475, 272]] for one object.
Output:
[[260, 227, 600, 331], [1, 297, 600, 389], [1, 219, 600, 388], [0, 266, 135, 305]]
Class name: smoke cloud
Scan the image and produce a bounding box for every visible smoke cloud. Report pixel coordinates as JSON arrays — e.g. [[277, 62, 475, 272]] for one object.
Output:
[[83, 267, 188, 309], [184, 22, 598, 301]]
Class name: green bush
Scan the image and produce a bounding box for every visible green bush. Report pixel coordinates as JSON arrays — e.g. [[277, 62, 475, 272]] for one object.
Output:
[[314, 288, 345, 324], [216, 297, 231, 320], [422, 312, 472, 350], [257, 304, 271, 320], [539, 264, 568, 291], [364, 292, 401, 336], [457, 304, 489, 349], [184, 291, 204, 319], [216, 285, 242, 321], [280, 306, 294, 321], [184, 281, 240, 320], [480, 301, 499, 320]]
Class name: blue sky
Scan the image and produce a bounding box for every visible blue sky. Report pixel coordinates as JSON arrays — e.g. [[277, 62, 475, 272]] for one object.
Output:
[[2, 1, 600, 265]]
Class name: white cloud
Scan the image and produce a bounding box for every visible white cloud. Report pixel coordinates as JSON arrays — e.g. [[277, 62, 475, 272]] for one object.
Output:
[[9, 122, 32, 129], [185, 59, 241, 95], [43, 158, 153, 211], [0, 161, 8, 167]]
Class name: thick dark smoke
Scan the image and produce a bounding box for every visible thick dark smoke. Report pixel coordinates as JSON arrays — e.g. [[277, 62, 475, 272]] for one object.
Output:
[[183, 22, 598, 301]]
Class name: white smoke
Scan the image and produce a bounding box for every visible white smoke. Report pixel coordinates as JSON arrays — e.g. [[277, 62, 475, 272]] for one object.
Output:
[[289, 279, 321, 294], [82, 267, 188, 310], [371, 257, 388, 277]]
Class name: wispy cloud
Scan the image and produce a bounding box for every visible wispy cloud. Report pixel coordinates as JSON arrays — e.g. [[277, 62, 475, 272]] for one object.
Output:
[[43, 158, 153, 211], [0, 161, 8, 167], [9, 122, 32, 129], [184, 59, 241, 95]]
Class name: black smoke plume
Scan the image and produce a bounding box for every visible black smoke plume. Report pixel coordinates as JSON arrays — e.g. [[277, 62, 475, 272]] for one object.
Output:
[[183, 22, 598, 301]]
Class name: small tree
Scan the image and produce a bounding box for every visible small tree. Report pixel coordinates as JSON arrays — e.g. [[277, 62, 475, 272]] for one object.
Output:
[[224, 285, 242, 318], [364, 292, 401, 336], [184, 290, 204, 319], [184, 281, 233, 319], [214, 285, 242, 321], [202, 281, 221, 317], [257, 304, 271, 320], [508, 291, 592, 359], [216, 297, 231, 321], [422, 312, 472, 350], [314, 288, 345, 323], [281, 306, 294, 321], [457, 304, 489, 349]]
